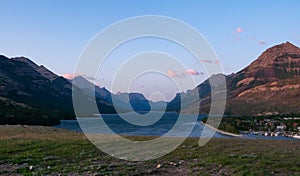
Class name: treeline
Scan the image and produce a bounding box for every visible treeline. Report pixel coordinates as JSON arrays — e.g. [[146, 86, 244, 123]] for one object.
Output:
[[202, 114, 300, 133], [201, 117, 239, 134], [0, 101, 61, 126]]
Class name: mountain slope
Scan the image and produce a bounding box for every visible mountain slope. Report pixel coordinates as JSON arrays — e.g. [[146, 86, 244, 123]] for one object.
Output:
[[0, 55, 66, 125], [12, 57, 59, 81], [173, 42, 300, 115], [0, 55, 118, 125], [228, 41, 300, 97], [227, 42, 300, 115]]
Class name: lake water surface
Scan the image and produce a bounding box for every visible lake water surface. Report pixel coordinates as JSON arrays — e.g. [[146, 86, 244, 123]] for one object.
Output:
[[54, 112, 297, 140]]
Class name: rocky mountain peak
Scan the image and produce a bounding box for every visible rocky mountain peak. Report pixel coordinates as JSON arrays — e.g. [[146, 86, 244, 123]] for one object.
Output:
[[175, 42, 300, 115], [249, 41, 300, 69], [12, 56, 58, 81], [12, 56, 39, 70], [237, 41, 300, 83]]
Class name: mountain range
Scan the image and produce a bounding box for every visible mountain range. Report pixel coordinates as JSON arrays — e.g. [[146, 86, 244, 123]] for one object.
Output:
[[0, 56, 155, 125], [1, 41, 300, 125], [170, 42, 300, 116]]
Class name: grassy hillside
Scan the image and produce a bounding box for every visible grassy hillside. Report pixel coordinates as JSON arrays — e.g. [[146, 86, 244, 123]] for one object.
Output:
[[0, 125, 299, 175]]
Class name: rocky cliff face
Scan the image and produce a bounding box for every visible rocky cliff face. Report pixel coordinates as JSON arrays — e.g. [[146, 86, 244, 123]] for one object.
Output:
[[227, 42, 300, 115], [172, 42, 300, 115], [229, 42, 300, 93]]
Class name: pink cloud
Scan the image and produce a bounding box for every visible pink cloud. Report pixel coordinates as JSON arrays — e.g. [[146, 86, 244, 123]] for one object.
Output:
[[185, 69, 199, 75], [167, 70, 187, 78], [236, 27, 243, 33], [201, 59, 213, 64], [259, 41, 267, 45], [167, 70, 177, 78], [62, 73, 78, 79], [62, 73, 96, 81]]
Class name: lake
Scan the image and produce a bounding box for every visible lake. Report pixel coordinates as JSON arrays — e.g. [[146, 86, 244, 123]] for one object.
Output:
[[54, 112, 297, 140]]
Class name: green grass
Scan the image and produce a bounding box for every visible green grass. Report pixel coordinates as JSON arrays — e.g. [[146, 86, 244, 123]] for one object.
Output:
[[0, 125, 299, 175]]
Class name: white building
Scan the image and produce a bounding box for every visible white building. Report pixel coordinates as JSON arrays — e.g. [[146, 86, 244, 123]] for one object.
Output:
[[276, 125, 286, 130]]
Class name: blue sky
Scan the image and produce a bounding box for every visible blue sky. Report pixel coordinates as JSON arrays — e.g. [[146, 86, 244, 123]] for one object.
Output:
[[1, 0, 300, 100]]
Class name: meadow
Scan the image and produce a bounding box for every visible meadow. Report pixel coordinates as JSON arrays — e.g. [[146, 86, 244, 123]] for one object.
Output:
[[0, 125, 299, 175]]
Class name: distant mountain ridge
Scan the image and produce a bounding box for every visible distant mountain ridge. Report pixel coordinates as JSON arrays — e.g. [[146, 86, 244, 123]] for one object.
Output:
[[2, 41, 300, 125], [0, 55, 119, 125], [0, 56, 161, 125], [172, 42, 300, 115], [72, 76, 165, 113]]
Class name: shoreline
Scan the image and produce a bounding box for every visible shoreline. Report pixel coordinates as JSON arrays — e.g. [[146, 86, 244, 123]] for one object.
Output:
[[200, 121, 243, 137], [55, 120, 299, 140], [0, 125, 299, 175]]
